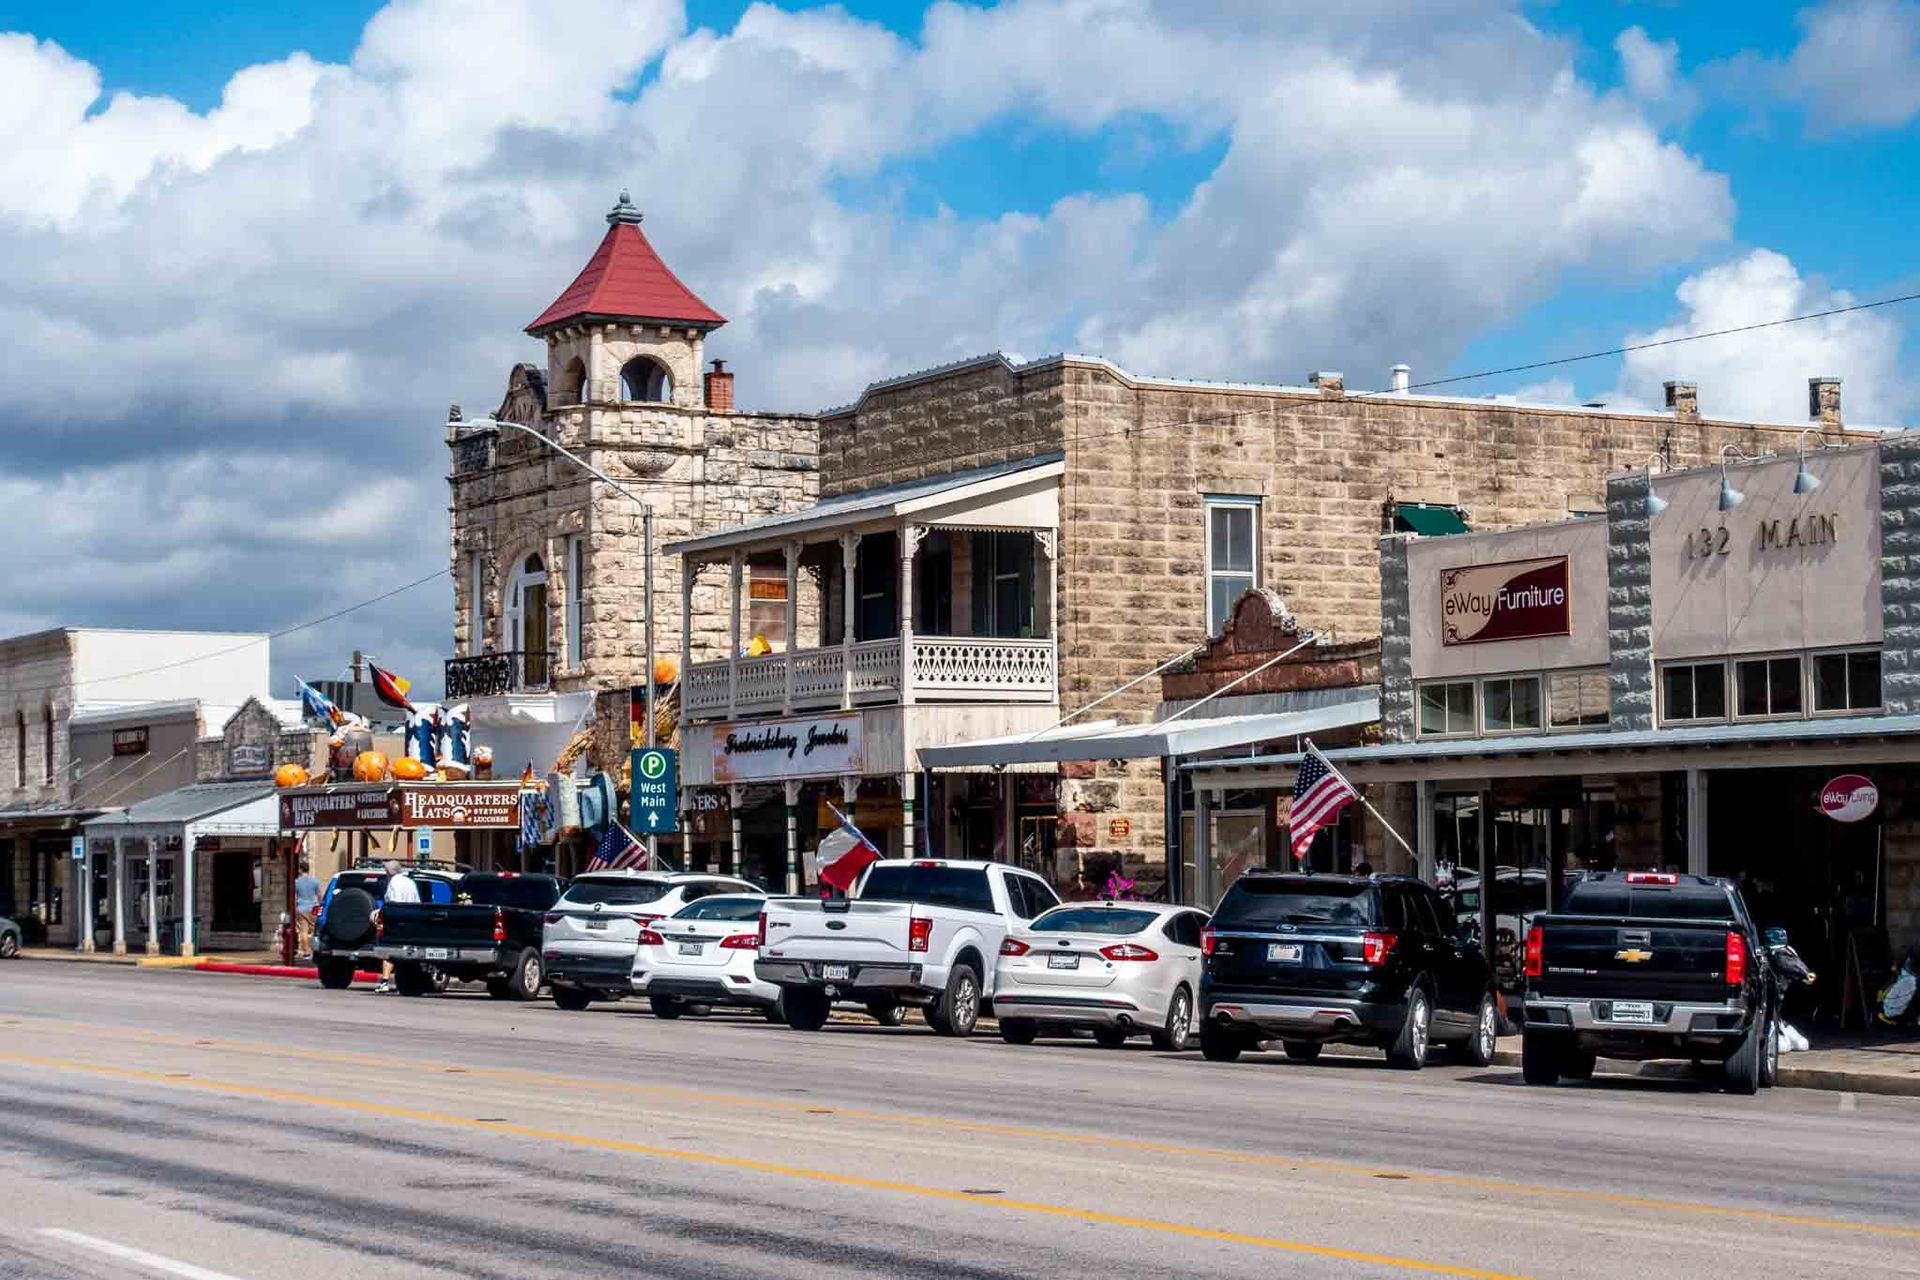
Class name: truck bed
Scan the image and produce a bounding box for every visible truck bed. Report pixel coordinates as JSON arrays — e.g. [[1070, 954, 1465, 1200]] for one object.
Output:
[[761, 899, 915, 962], [1530, 912, 1739, 1005]]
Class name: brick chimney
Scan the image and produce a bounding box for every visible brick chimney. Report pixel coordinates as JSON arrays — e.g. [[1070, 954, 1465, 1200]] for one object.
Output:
[[1663, 380, 1698, 421], [704, 359, 735, 413], [1312, 370, 1345, 397], [1809, 376, 1842, 427]]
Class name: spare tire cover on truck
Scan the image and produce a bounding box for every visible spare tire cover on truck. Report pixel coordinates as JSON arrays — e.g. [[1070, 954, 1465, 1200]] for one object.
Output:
[[323, 887, 376, 948]]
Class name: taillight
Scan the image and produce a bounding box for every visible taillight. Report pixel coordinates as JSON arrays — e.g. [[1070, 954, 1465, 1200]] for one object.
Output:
[[720, 932, 759, 950], [1725, 931, 1746, 986], [1100, 943, 1158, 962], [542, 912, 562, 925], [1000, 937, 1031, 956], [1524, 925, 1543, 979], [1626, 872, 1679, 885], [636, 927, 665, 947], [1362, 932, 1397, 967], [1201, 926, 1217, 956], [492, 908, 505, 944], [908, 916, 933, 953], [756, 912, 767, 949]]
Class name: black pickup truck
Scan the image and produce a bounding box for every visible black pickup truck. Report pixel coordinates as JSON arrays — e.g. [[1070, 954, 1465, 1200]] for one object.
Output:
[[374, 873, 563, 1000], [1521, 871, 1778, 1094]]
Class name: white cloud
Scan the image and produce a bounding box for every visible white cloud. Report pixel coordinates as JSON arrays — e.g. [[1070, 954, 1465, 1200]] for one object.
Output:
[[1784, 0, 1920, 129], [0, 0, 1758, 687], [1611, 248, 1913, 425], [1616, 27, 1680, 103]]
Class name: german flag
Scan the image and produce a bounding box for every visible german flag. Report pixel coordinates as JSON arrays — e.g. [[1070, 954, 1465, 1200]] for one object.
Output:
[[368, 662, 414, 711]]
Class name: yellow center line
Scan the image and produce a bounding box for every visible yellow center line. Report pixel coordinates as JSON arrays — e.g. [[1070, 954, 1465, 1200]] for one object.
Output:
[[15, 1015, 1920, 1242], [0, 1050, 1522, 1280]]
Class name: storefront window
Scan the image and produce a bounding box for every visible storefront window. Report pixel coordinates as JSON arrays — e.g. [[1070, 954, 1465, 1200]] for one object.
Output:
[[1813, 650, 1881, 714], [1481, 676, 1542, 733], [1547, 670, 1610, 729], [1417, 681, 1474, 736], [1660, 661, 1727, 723], [1735, 655, 1804, 719]]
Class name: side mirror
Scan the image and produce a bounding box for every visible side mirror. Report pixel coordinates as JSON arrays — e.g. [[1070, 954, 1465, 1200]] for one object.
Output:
[[1764, 926, 1788, 948]]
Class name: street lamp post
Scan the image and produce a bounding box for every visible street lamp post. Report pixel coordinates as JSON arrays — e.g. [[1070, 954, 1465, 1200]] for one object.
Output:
[[453, 414, 662, 863]]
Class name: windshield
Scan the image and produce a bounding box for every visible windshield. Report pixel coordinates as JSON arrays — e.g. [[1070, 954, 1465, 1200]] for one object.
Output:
[[464, 876, 561, 910], [1211, 879, 1377, 930], [859, 865, 994, 912], [673, 896, 766, 921], [1031, 906, 1159, 935], [559, 878, 669, 907]]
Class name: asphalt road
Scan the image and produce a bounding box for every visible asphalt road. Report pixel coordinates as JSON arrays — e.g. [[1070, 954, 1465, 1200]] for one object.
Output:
[[0, 965, 1916, 1280]]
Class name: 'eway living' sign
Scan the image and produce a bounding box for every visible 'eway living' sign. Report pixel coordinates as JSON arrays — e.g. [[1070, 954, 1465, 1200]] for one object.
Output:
[[714, 713, 864, 783], [1440, 556, 1571, 646]]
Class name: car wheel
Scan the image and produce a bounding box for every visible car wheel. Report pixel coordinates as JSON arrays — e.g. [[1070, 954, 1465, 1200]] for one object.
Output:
[[1386, 986, 1432, 1070], [1460, 993, 1499, 1068], [1092, 1025, 1129, 1049], [506, 950, 543, 1001], [784, 988, 831, 1032], [1281, 1040, 1322, 1062], [763, 1002, 787, 1024], [0, 931, 18, 959], [1199, 1019, 1243, 1063], [928, 964, 981, 1038], [1520, 1029, 1562, 1085], [393, 962, 434, 997], [1760, 1008, 1780, 1088], [998, 1018, 1038, 1046], [1723, 1016, 1763, 1096], [1150, 986, 1193, 1052], [316, 957, 355, 990], [552, 985, 593, 1012], [650, 995, 685, 1020], [485, 977, 513, 1000], [1561, 1049, 1597, 1081], [865, 999, 907, 1027]]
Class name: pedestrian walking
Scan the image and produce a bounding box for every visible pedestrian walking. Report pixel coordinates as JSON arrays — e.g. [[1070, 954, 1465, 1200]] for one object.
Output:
[[375, 859, 420, 994], [294, 860, 321, 959]]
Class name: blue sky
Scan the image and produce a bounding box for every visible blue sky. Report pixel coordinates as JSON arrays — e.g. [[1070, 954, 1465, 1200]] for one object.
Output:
[[0, 0, 1915, 691]]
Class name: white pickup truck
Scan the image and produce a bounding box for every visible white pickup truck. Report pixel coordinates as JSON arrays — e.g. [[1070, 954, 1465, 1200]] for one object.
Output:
[[755, 859, 1061, 1035]]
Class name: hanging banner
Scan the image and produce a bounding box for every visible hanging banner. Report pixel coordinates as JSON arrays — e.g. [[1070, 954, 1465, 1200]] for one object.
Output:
[[713, 713, 864, 783], [1818, 774, 1879, 823], [1440, 556, 1571, 646]]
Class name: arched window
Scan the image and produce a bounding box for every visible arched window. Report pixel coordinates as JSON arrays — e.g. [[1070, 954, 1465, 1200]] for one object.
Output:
[[619, 357, 672, 403], [560, 356, 587, 405], [503, 554, 550, 687]]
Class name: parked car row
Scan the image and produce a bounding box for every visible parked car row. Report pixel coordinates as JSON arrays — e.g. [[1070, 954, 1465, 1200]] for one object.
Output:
[[311, 857, 1784, 1091]]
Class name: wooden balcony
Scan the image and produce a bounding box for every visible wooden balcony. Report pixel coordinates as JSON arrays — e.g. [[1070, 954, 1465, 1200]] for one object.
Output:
[[685, 636, 1056, 719]]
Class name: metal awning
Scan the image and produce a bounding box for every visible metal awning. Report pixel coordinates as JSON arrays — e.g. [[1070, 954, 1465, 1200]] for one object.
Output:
[[916, 691, 1380, 769], [1393, 501, 1470, 535], [82, 780, 281, 842]]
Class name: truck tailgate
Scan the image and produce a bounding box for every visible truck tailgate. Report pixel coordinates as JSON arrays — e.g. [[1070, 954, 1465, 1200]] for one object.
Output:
[[762, 900, 913, 962], [380, 905, 499, 948], [1533, 915, 1737, 1004]]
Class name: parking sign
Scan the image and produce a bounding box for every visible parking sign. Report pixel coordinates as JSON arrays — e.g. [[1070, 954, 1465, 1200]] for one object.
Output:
[[630, 748, 678, 835], [414, 829, 433, 857], [71, 835, 84, 862]]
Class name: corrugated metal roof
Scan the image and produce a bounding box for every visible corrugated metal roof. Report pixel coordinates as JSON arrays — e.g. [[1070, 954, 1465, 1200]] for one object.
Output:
[[83, 780, 276, 828]]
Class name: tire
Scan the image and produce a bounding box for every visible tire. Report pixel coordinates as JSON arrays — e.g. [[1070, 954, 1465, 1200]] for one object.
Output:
[[1200, 1019, 1243, 1062], [1760, 1008, 1780, 1089], [320, 888, 376, 949], [1561, 1049, 1597, 1081], [783, 987, 831, 1032], [1281, 1040, 1322, 1062], [0, 931, 18, 959], [552, 985, 593, 1012], [1386, 986, 1432, 1070], [486, 978, 513, 1000], [763, 1002, 787, 1024], [505, 949, 543, 1001], [316, 957, 356, 990], [1521, 1030, 1562, 1085], [393, 962, 434, 997], [650, 995, 685, 1020], [865, 999, 907, 1027], [998, 1018, 1038, 1046], [1459, 993, 1499, 1068], [1092, 1025, 1130, 1049], [1723, 1016, 1763, 1096], [927, 964, 981, 1038], [1150, 987, 1193, 1052]]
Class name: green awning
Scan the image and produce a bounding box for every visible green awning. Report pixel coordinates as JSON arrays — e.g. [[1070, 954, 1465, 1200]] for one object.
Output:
[[1394, 502, 1470, 536]]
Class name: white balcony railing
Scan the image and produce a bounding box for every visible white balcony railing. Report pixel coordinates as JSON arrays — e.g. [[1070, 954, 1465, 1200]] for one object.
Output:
[[683, 636, 1056, 718]]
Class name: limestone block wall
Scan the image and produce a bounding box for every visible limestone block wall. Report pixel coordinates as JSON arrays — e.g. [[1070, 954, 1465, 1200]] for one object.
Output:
[[0, 630, 74, 811], [1880, 435, 1920, 716], [1377, 536, 1414, 743], [1606, 473, 1656, 731]]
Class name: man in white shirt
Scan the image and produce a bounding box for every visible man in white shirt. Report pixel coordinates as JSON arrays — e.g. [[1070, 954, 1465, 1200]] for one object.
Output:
[[375, 860, 421, 992]]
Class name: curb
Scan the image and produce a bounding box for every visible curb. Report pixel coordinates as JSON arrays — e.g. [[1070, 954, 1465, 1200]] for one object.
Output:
[[15, 950, 139, 967], [193, 962, 382, 981], [1487, 1049, 1920, 1098]]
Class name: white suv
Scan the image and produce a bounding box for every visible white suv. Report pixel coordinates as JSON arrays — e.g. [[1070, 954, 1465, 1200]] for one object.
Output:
[[543, 871, 758, 1010]]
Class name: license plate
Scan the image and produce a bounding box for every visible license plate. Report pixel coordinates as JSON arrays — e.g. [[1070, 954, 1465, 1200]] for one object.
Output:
[[1267, 944, 1303, 963], [1610, 1001, 1655, 1024], [1047, 953, 1080, 970], [585, 919, 608, 931], [822, 964, 851, 981], [677, 942, 703, 956], [424, 947, 449, 961]]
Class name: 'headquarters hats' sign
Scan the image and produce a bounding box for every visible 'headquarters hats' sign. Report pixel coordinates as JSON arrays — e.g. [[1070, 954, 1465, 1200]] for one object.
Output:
[[1440, 556, 1571, 646]]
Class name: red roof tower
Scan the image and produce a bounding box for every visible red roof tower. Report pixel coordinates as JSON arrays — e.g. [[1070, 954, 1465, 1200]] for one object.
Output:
[[526, 192, 726, 336]]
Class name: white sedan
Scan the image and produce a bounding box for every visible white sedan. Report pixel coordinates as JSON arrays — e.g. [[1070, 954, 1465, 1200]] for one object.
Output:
[[992, 901, 1210, 1050], [631, 894, 780, 1019], [543, 870, 759, 1011]]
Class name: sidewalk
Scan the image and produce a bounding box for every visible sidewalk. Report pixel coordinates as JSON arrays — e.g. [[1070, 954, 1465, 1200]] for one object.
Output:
[[1488, 1032, 1920, 1098]]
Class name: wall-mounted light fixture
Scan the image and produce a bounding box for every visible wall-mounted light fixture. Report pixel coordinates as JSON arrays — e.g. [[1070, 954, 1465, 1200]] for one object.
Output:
[[1718, 445, 1751, 512], [1793, 427, 1827, 495], [1642, 453, 1669, 517]]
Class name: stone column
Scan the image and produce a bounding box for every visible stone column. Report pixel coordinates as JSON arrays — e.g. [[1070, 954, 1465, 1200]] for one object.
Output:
[[783, 780, 800, 895], [901, 770, 917, 859], [145, 837, 159, 955], [728, 786, 743, 878], [680, 556, 695, 700], [588, 326, 604, 403], [727, 550, 743, 717], [111, 839, 126, 956], [840, 532, 861, 709], [900, 525, 919, 705], [783, 542, 801, 713]]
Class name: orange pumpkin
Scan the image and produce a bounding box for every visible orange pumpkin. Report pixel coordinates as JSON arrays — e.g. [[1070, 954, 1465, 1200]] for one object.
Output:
[[273, 763, 311, 789], [392, 756, 429, 781], [653, 656, 679, 686], [351, 750, 391, 782]]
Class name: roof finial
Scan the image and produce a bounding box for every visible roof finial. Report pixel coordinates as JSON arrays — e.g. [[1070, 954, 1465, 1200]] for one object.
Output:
[[606, 189, 643, 226]]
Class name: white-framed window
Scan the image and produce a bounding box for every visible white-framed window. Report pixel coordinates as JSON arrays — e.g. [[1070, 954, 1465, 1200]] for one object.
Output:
[[1734, 654, 1804, 719], [1205, 495, 1260, 635], [566, 535, 586, 669], [468, 551, 487, 654], [1547, 670, 1610, 729], [1481, 675, 1543, 734], [1417, 681, 1475, 737], [1811, 648, 1882, 715], [1660, 661, 1728, 724]]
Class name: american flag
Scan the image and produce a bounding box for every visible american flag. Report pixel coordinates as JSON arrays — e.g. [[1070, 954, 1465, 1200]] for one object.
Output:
[[1289, 744, 1359, 862], [587, 822, 649, 872]]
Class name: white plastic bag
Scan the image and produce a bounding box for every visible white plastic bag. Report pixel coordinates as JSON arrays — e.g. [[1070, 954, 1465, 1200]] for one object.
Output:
[[1880, 962, 1917, 1023]]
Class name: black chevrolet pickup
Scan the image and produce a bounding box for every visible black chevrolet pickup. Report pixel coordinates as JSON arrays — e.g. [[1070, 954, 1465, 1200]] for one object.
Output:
[[374, 873, 563, 1000], [1521, 871, 1778, 1094]]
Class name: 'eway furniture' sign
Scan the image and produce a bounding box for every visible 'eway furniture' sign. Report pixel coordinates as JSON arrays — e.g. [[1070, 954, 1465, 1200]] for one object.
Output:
[[1439, 556, 1571, 646]]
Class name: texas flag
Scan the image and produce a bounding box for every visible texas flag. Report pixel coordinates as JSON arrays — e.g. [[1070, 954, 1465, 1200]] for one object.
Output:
[[817, 802, 883, 893], [368, 662, 415, 711]]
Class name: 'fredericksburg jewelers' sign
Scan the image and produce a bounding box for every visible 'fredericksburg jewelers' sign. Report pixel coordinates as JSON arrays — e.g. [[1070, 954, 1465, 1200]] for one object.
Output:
[[1440, 556, 1572, 646], [714, 714, 864, 783]]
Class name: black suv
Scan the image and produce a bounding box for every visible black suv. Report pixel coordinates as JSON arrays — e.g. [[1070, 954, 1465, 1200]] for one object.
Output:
[[1199, 873, 1498, 1070]]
